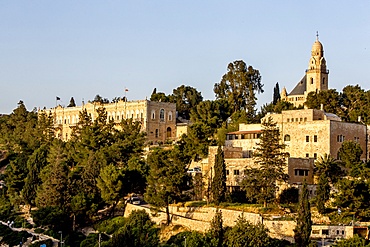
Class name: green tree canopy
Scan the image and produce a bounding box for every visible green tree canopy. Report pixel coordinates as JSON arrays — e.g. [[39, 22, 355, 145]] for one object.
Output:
[[144, 147, 191, 225], [214, 60, 263, 122]]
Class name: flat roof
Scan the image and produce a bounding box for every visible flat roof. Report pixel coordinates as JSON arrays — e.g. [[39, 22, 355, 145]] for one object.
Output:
[[227, 130, 262, 135]]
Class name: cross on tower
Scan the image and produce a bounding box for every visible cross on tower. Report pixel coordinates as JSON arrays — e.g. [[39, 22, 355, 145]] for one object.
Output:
[[316, 31, 319, 41]]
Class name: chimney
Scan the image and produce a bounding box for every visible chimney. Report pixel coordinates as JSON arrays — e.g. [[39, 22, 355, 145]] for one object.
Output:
[[320, 104, 324, 111]]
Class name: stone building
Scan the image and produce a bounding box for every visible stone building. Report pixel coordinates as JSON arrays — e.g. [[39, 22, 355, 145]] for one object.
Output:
[[281, 34, 329, 107], [201, 109, 369, 193], [41, 99, 177, 143]]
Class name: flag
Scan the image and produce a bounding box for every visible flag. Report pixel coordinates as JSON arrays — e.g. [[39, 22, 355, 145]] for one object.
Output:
[[56, 96, 61, 101]]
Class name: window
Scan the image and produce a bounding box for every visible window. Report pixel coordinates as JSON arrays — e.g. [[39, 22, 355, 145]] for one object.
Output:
[[312, 230, 320, 234], [337, 135, 345, 142], [314, 135, 317, 142], [284, 134, 291, 142], [295, 169, 309, 176], [304, 117, 307, 122], [168, 111, 172, 121], [354, 136, 360, 143], [155, 129, 159, 138], [287, 118, 290, 122], [322, 229, 329, 235], [300, 118, 303, 122], [306, 136, 309, 142], [166, 127, 171, 138], [306, 153, 309, 158], [323, 78, 325, 85], [226, 170, 229, 176], [311, 78, 314, 84], [151, 110, 155, 120], [314, 153, 317, 159], [160, 109, 165, 121], [233, 170, 240, 176], [291, 118, 294, 122]]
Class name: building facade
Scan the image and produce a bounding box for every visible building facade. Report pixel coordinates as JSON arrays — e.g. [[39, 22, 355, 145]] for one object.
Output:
[[41, 99, 177, 143], [201, 109, 369, 193], [281, 35, 329, 107]]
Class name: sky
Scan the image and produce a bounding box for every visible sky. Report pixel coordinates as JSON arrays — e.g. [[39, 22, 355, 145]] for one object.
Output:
[[1, 1, 369, 114]]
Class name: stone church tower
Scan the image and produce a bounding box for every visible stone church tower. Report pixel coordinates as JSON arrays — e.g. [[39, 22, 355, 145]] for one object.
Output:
[[281, 34, 329, 107]]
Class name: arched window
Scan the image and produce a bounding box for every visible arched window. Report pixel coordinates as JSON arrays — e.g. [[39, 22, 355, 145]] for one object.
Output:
[[284, 134, 291, 142], [311, 78, 314, 84], [168, 111, 173, 121], [167, 127, 172, 138], [322, 77, 325, 85], [160, 109, 165, 121], [151, 110, 155, 120]]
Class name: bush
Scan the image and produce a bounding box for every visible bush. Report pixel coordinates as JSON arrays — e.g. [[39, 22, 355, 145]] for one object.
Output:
[[34, 228, 45, 234], [95, 216, 127, 235], [279, 187, 299, 204], [0, 224, 32, 247]]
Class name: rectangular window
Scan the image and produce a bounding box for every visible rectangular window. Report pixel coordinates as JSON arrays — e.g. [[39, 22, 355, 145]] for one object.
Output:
[[295, 169, 309, 176], [233, 170, 240, 175], [312, 230, 320, 234], [287, 119, 290, 122], [314, 135, 317, 142], [155, 129, 159, 138], [322, 229, 329, 235], [226, 170, 229, 176], [306, 136, 309, 142], [314, 153, 317, 159], [306, 153, 309, 158]]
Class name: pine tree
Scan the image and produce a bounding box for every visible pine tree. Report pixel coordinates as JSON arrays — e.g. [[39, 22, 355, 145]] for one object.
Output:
[[245, 116, 288, 207], [211, 145, 226, 205], [294, 180, 312, 247]]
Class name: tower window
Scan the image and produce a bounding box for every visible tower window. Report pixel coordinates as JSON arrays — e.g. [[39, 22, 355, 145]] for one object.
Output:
[[323, 78, 325, 85], [160, 109, 165, 121], [311, 78, 314, 84]]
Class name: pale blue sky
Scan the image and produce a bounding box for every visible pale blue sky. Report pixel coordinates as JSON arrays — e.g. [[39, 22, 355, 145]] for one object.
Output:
[[1, 1, 369, 113]]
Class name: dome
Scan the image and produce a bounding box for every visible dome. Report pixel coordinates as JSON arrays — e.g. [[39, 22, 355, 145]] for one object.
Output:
[[312, 40, 323, 52], [311, 39, 324, 57]]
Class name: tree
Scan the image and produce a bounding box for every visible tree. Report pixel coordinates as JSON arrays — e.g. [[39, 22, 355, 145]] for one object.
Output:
[[314, 154, 342, 184], [150, 88, 170, 102], [338, 141, 363, 177], [294, 180, 312, 247], [109, 210, 159, 247], [96, 164, 124, 216], [272, 82, 280, 105], [214, 60, 263, 122], [21, 145, 49, 208], [170, 85, 203, 120], [226, 216, 272, 247], [242, 117, 288, 207], [333, 234, 370, 247], [92, 94, 109, 104], [67, 97, 76, 107], [316, 174, 330, 214], [36, 140, 69, 208], [211, 146, 226, 205], [145, 147, 190, 225], [341, 85, 367, 123], [208, 209, 224, 247], [305, 89, 343, 117]]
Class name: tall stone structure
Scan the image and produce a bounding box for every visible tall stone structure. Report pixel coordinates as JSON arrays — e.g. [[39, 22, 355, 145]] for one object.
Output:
[[282, 34, 329, 107]]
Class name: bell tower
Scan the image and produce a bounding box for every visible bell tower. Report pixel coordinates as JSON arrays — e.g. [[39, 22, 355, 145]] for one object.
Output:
[[305, 32, 329, 94]]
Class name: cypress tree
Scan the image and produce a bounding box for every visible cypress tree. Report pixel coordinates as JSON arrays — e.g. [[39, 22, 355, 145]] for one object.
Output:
[[294, 180, 312, 247], [316, 173, 330, 214], [212, 145, 226, 205]]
